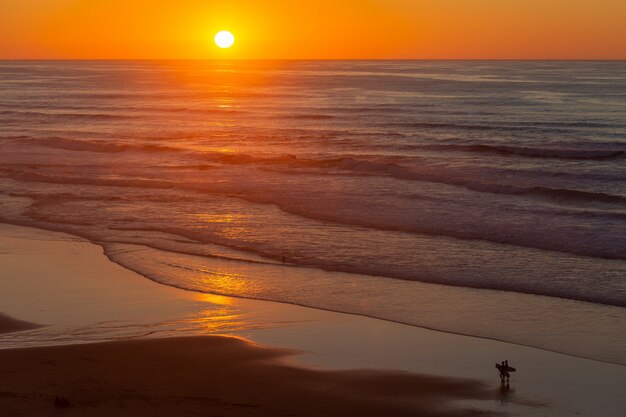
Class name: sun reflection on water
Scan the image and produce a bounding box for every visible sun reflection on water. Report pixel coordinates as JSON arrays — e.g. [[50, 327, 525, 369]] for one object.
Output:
[[186, 292, 243, 333], [192, 213, 239, 223], [189, 213, 247, 240], [201, 269, 249, 294]]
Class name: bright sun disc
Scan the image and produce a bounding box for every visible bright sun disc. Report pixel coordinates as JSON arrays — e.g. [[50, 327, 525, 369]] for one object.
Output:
[[214, 31, 235, 49]]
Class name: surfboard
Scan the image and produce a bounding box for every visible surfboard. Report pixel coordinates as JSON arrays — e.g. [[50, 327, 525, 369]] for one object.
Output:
[[495, 364, 516, 372]]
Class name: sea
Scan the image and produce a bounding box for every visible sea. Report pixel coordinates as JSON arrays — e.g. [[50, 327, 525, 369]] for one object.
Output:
[[1, 60, 625, 364]]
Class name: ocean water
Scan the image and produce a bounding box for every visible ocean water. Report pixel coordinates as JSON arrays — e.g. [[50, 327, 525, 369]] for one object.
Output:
[[1, 61, 625, 363]]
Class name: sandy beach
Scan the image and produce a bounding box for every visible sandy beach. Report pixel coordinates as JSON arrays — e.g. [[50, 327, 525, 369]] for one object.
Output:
[[1, 223, 625, 416], [0, 335, 497, 417]]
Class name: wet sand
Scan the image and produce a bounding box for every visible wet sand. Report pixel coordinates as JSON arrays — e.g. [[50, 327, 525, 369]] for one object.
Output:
[[0, 335, 497, 417], [0, 313, 40, 334]]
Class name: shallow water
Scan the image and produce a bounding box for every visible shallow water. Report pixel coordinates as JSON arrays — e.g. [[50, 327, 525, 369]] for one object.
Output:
[[1, 60, 625, 362]]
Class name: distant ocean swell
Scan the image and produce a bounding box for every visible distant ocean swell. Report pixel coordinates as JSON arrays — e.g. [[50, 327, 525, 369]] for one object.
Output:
[[9, 134, 626, 162], [1, 60, 625, 332], [421, 143, 625, 159], [380, 121, 620, 135], [4, 111, 625, 139], [6, 137, 625, 208]]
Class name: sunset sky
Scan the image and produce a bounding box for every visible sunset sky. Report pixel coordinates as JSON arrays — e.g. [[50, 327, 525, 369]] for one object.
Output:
[[1, 0, 625, 59]]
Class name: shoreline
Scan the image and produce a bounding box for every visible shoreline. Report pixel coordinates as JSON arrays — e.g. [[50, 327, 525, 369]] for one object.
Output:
[[0, 313, 41, 334], [5, 217, 625, 366], [98, 234, 625, 368], [2, 219, 623, 366], [1, 222, 625, 416]]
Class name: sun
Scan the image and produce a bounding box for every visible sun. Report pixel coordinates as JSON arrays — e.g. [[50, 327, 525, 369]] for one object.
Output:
[[214, 31, 235, 49]]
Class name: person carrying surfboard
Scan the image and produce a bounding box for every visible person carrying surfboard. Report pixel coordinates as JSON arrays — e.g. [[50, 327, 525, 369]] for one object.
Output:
[[495, 360, 516, 382]]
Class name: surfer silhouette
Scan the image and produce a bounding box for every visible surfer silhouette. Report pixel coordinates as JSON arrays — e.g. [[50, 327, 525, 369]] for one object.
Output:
[[495, 360, 515, 382]]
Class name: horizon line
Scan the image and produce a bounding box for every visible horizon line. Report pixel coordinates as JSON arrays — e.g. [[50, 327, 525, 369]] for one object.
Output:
[[1, 58, 626, 62]]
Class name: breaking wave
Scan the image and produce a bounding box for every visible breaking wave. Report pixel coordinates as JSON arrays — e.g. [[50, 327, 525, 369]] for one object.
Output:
[[432, 143, 625, 159]]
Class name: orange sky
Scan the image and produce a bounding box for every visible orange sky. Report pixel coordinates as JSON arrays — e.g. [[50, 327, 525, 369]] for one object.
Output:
[[1, 0, 625, 59]]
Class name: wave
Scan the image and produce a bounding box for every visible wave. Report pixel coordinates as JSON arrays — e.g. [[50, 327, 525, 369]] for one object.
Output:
[[10, 136, 295, 159], [529, 120, 621, 128], [432, 144, 625, 159], [4, 167, 625, 261], [527, 187, 626, 204], [0, 110, 134, 121], [328, 106, 420, 114], [102, 237, 626, 308], [385, 121, 567, 132], [7, 171, 179, 189], [0, 104, 246, 116], [14, 136, 184, 154], [11, 136, 624, 206], [389, 121, 500, 131], [385, 121, 625, 135], [322, 157, 626, 204], [277, 114, 335, 120]]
